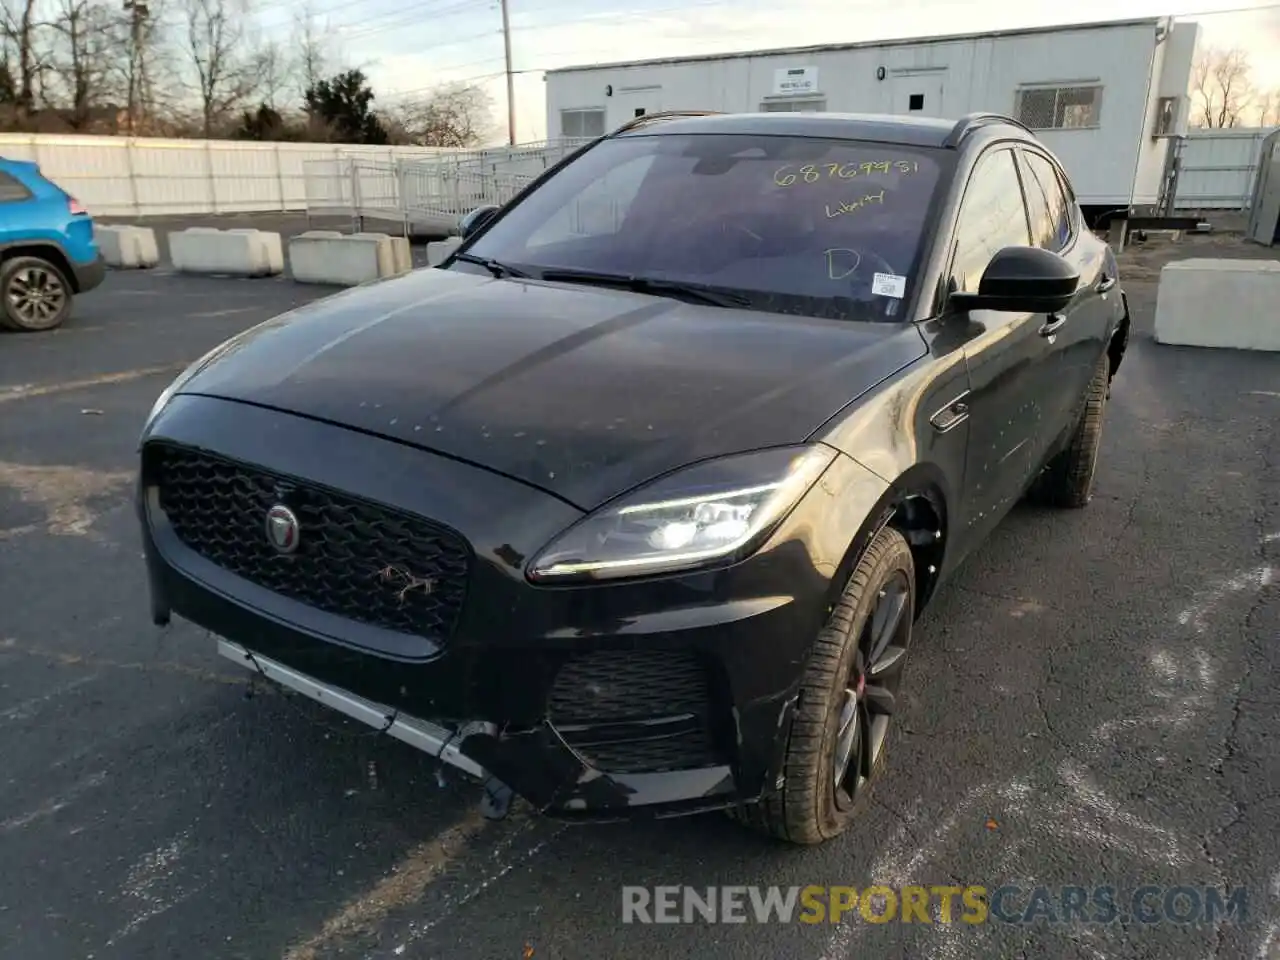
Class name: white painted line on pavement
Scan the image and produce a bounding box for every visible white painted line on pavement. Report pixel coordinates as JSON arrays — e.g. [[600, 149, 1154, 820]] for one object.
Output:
[[0, 771, 107, 832], [0, 363, 187, 404], [283, 808, 491, 960]]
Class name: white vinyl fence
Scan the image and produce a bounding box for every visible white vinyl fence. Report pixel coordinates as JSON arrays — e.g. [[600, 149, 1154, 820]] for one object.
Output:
[[1173, 127, 1279, 210], [0, 133, 464, 217]]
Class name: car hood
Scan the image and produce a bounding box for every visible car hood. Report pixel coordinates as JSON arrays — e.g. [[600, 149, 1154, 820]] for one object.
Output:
[[179, 268, 926, 509]]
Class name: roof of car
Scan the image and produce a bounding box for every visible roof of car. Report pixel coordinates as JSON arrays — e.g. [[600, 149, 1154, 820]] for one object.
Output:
[[613, 111, 1033, 150]]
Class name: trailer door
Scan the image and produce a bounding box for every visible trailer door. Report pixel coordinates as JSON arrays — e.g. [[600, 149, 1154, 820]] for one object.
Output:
[[891, 71, 945, 118]]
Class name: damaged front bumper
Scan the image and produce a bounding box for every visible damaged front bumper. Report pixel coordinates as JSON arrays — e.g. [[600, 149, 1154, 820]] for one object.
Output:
[[216, 637, 748, 819], [137, 395, 873, 821]]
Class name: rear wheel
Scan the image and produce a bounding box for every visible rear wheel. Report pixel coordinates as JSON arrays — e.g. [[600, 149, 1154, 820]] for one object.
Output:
[[734, 526, 915, 844], [0, 256, 72, 332], [1030, 354, 1109, 508]]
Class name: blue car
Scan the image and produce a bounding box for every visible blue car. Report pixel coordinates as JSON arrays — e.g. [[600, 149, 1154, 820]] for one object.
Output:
[[0, 157, 104, 331]]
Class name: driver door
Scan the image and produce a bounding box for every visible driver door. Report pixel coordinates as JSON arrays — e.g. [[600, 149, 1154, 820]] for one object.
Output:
[[947, 147, 1056, 543]]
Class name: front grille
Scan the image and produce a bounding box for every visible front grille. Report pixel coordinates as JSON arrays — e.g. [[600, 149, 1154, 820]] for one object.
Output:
[[548, 650, 722, 774], [149, 443, 470, 641]]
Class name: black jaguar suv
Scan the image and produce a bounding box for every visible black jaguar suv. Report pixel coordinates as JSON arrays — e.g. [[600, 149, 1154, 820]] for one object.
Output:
[[137, 110, 1128, 844]]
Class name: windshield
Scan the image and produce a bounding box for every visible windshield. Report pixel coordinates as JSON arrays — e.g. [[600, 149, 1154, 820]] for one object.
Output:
[[457, 132, 945, 322]]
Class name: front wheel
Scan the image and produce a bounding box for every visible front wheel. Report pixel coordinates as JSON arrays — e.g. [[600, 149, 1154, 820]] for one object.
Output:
[[735, 526, 915, 845], [0, 256, 73, 332]]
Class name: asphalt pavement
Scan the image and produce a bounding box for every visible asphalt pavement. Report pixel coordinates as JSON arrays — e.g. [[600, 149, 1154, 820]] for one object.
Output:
[[1, 238, 1277, 960]]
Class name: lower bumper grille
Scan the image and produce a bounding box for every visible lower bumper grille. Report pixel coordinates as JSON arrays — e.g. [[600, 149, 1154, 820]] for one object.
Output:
[[548, 650, 722, 774], [147, 442, 470, 641]]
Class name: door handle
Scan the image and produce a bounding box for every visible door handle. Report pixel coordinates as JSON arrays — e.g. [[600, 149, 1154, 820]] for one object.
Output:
[[1096, 275, 1117, 294], [1040, 314, 1067, 337], [929, 392, 970, 433]]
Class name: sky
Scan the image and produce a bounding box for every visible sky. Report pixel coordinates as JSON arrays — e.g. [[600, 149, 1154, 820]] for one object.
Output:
[[260, 0, 1280, 142]]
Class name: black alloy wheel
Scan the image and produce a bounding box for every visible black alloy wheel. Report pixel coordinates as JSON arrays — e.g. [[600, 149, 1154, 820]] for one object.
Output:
[[735, 525, 916, 844], [831, 566, 912, 811], [1, 256, 72, 332]]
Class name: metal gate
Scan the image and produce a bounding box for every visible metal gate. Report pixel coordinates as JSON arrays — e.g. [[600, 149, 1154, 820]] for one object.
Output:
[[303, 139, 591, 234], [1246, 128, 1280, 246]]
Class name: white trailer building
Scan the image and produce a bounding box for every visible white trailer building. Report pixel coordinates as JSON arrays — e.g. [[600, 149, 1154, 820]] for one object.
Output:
[[544, 17, 1201, 215]]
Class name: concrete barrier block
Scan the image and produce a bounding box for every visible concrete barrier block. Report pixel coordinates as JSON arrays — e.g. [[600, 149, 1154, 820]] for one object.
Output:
[[170, 228, 284, 277], [94, 225, 160, 269], [289, 231, 410, 286], [427, 237, 463, 267], [388, 236, 412, 275], [351, 233, 401, 280], [1154, 258, 1280, 351], [227, 228, 285, 274]]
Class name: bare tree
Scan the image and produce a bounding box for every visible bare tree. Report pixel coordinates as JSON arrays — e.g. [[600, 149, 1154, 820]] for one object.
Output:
[[390, 82, 494, 147], [1, 0, 44, 116], [1255, 88, 1280, 127], [1190, 46, 1256, 129], [48, 0, 115, 128], [292, 3, 331, 101], [256, 37, 289, 110], [180, 0, 260, 137]]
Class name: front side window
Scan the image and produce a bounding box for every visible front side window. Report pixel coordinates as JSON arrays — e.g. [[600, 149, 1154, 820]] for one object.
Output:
[[949, 149, 1031, 294], [1022, 151, 1072, 251], [460, 132, 947, 322]]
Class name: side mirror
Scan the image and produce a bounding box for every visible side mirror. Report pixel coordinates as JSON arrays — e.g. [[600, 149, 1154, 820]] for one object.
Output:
[[458, 204, 500, 240], [949, 246, 1079, 315]]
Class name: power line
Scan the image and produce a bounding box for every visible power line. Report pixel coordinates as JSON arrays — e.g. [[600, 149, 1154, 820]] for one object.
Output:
[[510, 0, 730, 34], [328, 0, 494, 36]]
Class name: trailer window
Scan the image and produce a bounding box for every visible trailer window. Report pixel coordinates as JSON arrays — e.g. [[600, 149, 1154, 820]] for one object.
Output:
[[760, 98, 827, 113], [458, 133, 946, 323], [1015, 85, 1102, 130], [561, 109, 606, 138]]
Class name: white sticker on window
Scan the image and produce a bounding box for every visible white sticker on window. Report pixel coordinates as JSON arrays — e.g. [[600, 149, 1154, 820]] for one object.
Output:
[[871, 273, 907, 299]]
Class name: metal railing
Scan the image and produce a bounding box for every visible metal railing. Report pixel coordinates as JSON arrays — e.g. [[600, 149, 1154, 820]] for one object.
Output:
[[305, 139, 592, 234]]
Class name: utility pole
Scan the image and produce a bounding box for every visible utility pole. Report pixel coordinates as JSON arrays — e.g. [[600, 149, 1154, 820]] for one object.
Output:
[[499, 0, 516, 144], [123, 0, 150, 135]]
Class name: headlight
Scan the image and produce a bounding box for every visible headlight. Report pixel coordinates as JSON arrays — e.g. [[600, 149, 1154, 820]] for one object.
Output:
[[528, 444, 837, 582]]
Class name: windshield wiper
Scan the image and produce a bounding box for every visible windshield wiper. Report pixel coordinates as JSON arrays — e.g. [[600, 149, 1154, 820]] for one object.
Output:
[[538, 269, 752, 308], [453, 252, 533, 279]]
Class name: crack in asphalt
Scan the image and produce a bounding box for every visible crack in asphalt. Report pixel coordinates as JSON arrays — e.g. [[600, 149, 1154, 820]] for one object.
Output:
[[1032, 645, 1075, 755], [1112, 446, 1155, 550]]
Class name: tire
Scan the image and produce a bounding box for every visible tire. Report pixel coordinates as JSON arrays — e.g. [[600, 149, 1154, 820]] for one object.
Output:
[[1031, 354, 1109, 509], [0, 256, 73, 332], [734, 526, 915, 845]]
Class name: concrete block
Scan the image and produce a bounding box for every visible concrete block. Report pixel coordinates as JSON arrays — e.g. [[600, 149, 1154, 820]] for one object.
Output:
[[94, 225, 160, 269], [427, 237, 463, 267], [389, 236, 412, 275], [288, 231, 412, 287], [170, 228, 284, 277], [1155, 258, 1280, 351]]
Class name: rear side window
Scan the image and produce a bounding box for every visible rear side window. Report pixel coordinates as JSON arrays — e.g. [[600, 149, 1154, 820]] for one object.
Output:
[[0, 171, 32, 203], [949, 148, 1030, 294], [1022, 152, 1072, 251]]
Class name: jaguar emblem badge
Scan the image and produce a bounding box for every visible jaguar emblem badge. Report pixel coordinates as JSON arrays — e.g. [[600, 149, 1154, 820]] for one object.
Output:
[[265, 504, 301, 555]]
